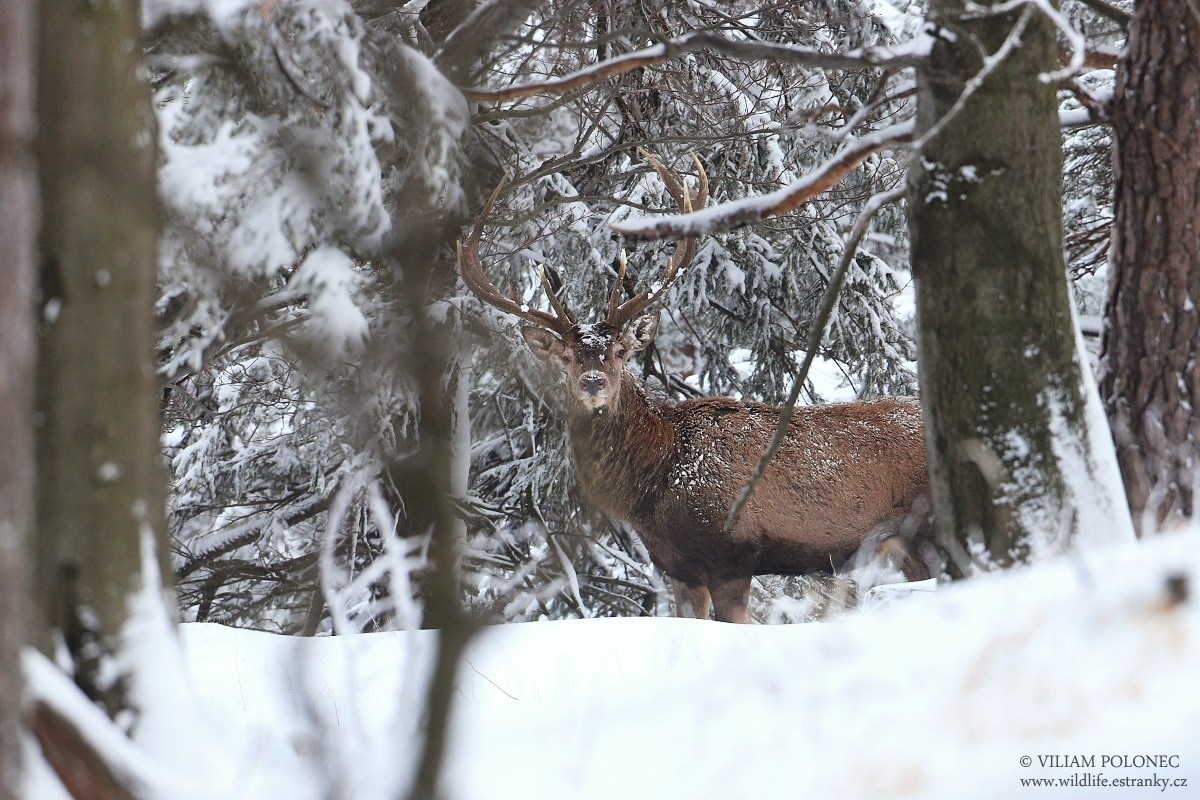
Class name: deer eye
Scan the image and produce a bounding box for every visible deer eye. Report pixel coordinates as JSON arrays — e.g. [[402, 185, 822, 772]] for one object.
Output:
[[615, 348, 627, 360], [560, 354, 572, 364]]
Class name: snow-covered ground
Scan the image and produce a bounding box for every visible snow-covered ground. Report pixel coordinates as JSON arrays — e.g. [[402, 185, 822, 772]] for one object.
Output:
[[25, 530, 1200, 799]]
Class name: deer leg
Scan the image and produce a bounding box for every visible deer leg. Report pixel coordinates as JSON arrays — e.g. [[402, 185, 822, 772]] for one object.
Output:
[[672, 581, 711, 619], [709, 575, 752, 624], [893, 494, 936, 580]]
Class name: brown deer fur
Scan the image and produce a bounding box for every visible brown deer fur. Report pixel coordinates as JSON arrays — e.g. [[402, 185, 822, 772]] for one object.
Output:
[[522, 318, 935, 623]]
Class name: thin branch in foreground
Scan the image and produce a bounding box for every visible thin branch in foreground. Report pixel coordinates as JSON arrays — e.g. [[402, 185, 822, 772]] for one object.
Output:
[[911, 6, 1036, 153], [722, 184, 910, 536], [463, 43, 672, 102], [610, 124, 913, 240]]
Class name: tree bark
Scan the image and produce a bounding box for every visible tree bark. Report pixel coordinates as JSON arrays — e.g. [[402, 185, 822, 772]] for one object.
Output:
[[423, 0, 547, 84], [1099, 0, 1200, 536], [0, 0, 37, 792], [35, 0, 170, 710], [909, 0, 1133, 575]]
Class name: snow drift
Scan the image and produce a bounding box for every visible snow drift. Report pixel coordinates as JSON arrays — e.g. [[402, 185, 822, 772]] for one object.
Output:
[[25, 530, 1200, 799]]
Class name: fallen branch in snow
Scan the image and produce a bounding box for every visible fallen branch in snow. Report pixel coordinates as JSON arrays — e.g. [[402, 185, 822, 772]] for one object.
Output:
[[462, 33, 926, 103], [612, 125, 912, 239], [28, 700, 141, 800]]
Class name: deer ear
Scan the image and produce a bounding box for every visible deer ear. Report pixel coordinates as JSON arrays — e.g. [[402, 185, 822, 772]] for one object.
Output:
[[521, 326, 565, 363], [621, 314, 659, 354]]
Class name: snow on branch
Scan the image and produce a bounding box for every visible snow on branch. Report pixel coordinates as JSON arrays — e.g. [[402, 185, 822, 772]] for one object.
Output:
[[463, 32, 929, 103], [463, 44, 670, 102], [1062, 79, 1113, 127], [611, 123, 913, 240], [672, 31, 930, 70]]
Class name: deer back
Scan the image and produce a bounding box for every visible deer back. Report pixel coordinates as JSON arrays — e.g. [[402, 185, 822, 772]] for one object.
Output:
[[566, 381, 928, 577]]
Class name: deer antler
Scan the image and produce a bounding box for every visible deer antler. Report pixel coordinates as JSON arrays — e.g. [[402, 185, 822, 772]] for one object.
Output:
[[457, 175, 577, 336], [606, 152, 709, 330]]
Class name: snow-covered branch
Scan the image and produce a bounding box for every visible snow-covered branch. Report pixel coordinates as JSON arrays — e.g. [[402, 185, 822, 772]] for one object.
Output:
[[462, 44, 670, 102], [611, 123, 913, 239], [1063, 78, 1114, 126]]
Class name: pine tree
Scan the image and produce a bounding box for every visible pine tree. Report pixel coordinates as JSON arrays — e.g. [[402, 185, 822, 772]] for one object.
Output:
[[1100, 0, 1200, 535]]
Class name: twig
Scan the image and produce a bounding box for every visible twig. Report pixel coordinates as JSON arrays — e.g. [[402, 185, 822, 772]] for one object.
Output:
[[723, 184, 909, 535], [612, 124, 913, 239], [911, 5, 1036, 153], [463, 32, 927, 103]]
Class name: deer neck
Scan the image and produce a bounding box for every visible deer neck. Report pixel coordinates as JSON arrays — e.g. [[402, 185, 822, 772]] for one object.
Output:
[[566, 371, 674, 520]]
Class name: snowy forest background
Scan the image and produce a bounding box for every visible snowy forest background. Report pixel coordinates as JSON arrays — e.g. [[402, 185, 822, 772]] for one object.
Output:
[[2, 0, 1199, 797], [157, 0, 927, 631], [152, 0, 1117, 632]]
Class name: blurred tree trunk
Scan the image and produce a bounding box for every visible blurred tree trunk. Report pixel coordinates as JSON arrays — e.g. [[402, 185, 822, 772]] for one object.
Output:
[[0, 0, 37, 793], [421, 0, 545, 84], [1099, 0, 1200, 536], [909, 0, 1133, 576], [35, 0, 170, 712]]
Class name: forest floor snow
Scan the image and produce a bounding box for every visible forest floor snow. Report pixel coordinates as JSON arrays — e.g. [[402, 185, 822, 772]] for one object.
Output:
[[24, 529, 1200, 799]]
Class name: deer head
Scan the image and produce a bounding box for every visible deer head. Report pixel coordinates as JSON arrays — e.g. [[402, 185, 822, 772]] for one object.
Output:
[[519, 312, 657, 413], [458, 154, 708, 414]]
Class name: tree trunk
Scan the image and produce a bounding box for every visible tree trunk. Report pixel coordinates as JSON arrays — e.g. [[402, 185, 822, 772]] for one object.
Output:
[[35, 0, 169, 711], [0, 0, 37, 792], [909, 0, 1133, 575], [1099, 0, 1200, 536]]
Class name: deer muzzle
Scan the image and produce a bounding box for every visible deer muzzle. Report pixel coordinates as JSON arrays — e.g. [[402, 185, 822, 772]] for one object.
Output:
[[577, 371, 612, 409]]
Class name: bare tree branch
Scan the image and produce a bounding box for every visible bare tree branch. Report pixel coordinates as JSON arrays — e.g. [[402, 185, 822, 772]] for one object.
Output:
[[463, 31, 928, 102], [611, 124, 913, 239]]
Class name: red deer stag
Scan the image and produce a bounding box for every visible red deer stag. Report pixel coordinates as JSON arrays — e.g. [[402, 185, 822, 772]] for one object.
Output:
[[458, 157, 935, 623]]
